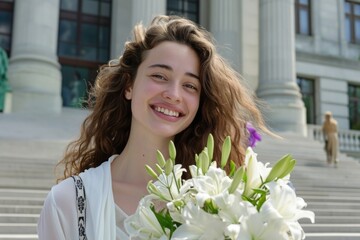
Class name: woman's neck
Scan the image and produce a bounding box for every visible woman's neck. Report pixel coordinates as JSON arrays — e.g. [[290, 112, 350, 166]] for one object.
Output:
[[111, 129, 172, 186]]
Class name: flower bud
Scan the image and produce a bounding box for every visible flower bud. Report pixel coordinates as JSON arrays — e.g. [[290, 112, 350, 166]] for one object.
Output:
[[169, 140, 176, 161], [145, 165, 158, 179], [165, 159, 174, 176], [207, 134, 214, 161], [228, 167, 244, 194], [221, 136, 231, 169], [156, 150, 166, 167]]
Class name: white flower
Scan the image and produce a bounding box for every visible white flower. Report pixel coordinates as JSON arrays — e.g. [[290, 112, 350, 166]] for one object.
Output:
[[171, 202, 227, 240], [153, 164, 187, 201], [236, 210, 289, 240], [124, 196, 170, 240], [125, 135, 315, 240], [191, 165, 232, 207], [261, 179, 315, 240], [243, 147, 272, 198]]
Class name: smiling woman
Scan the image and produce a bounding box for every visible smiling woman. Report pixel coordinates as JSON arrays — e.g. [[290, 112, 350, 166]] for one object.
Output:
[[37, 15, 270, 239]]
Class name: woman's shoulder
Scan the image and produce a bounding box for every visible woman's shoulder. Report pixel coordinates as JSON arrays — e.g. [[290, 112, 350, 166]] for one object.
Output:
[[46, 177, 77, 209]]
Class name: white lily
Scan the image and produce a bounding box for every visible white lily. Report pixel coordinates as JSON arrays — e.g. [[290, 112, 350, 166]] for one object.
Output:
[[243, 147, 272, 198], [124, 196, 169, 240], [261, 179, 315, 240], [191, 165, 233, 208], [153, 164, 187, 201], [171, 202, 227, 240]]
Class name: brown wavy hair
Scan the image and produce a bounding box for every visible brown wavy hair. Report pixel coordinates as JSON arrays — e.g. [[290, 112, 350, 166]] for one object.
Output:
[[57, 15, 269, 181]]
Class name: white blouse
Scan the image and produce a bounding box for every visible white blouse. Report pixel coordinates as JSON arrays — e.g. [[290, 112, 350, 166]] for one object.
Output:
[[38, 155, 133, 239]]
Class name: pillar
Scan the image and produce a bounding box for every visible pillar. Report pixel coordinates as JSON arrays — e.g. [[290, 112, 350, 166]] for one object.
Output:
[[257, 0, 307, 136], [7, 0, 62, 114], [209, 0, 241, 72]]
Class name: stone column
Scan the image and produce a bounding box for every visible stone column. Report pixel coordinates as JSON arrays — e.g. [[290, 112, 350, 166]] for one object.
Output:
[[8, 0, 61, 114], [257, 0, 306, 136], [111, 0, 166, 59], [209, 0, 241, 72]]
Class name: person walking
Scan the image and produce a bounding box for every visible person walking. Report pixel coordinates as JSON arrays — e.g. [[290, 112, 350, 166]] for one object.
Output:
[[322, 111, 339, 166]]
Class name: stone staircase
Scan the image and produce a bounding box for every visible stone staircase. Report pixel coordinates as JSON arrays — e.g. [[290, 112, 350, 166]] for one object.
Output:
[[256, 133, 360, 240], [0, 110, 360, 239]]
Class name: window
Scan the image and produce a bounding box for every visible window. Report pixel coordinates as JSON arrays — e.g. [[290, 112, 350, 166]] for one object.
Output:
[[348, 84, 360, 130], [58, 0, 111, 107], [345, 0, 360, 44], [167, 0, 200, 23], [297, 77, 316, 124], [0, 0, 14, 56], [295, 0, 311, 35]]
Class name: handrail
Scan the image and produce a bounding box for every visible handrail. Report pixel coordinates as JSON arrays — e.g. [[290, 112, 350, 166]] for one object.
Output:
[[307, 124, 360, 153]]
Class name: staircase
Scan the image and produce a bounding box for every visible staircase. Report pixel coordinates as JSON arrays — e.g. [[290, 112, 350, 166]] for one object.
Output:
[[0, 109, 87, 240], [256, 133, 360, 240], [0, 110, 360, 239]]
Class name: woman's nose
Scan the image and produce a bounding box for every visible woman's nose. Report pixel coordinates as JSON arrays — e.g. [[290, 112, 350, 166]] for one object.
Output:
[[162, 84, 181, 103]]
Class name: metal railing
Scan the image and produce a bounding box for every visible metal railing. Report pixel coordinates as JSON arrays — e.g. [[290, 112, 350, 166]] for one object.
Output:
[[307, 124, 360, 157]]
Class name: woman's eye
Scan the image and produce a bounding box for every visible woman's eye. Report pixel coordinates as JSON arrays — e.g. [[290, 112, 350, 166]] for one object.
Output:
[[184, 83, 198, 91], [151, 74, 167, 81]]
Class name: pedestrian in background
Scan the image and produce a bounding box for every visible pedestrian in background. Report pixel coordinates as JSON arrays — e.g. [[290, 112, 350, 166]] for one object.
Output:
[[322, 111, 339, 166]]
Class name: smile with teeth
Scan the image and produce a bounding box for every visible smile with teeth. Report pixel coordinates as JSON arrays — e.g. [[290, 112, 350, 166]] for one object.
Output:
[[154, 106, 180, 117]]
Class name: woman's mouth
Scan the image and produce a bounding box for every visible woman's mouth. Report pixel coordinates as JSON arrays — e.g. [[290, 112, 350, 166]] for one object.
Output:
[[154, 106, 181, 117]]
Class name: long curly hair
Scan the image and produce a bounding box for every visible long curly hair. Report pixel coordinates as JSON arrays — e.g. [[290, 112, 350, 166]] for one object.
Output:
[[57, 15, 269, 181]]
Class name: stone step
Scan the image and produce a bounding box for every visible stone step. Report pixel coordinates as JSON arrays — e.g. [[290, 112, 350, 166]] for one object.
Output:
[[0, 177, 54, 189], [0, 197, 44, 207], [299, 216, 360, 224], [0, 214, 39, 223], [312, 209, 360, 217], [306, 201, 360, 210], [0, 189, 48, 198], [0, 234, 38, 240], [303, 224, 360, 233], [0, 206, 41, 215], [305, 233, 360, 240], [0, 223, 36, 234]]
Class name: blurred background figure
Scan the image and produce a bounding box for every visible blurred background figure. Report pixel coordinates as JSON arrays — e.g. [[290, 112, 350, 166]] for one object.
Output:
[[322, 111, 339, 166]]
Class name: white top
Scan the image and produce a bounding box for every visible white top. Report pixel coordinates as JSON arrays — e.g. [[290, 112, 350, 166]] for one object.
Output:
[[37, 155, 131, 240]]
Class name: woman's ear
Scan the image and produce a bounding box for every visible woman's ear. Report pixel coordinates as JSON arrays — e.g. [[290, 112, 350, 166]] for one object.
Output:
[[125, 87, 132, 100]]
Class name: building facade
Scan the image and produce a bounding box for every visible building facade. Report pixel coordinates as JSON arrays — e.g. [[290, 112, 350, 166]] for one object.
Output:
[[0, 0, 359, 135]]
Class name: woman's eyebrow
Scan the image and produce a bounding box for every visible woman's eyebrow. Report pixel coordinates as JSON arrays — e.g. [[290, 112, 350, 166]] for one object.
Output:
[[148, 64, 200, 80]]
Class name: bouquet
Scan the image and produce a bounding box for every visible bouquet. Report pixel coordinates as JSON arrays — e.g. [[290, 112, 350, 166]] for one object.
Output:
[[124, 134, 315, 240]]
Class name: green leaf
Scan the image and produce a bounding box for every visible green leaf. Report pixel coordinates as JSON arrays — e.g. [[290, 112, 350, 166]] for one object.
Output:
[[207, 134, 214, 161], [169, 140, 176, 161], [150, 205, 179, 235], [221, 136, 231, 169], [156, 150, 166, 167], [229, 160, 236, 177], [256, 193, 267, 211]]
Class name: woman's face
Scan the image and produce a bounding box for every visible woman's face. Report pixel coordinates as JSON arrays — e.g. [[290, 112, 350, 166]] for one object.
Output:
[[125, 41, 201, 139]]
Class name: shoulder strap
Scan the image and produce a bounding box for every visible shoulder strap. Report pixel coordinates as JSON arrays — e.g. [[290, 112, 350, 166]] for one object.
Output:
[[71, 175, 87, 240]]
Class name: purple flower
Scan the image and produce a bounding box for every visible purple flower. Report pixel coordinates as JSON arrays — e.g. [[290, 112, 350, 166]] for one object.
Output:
[[246, 122, 262, 147]]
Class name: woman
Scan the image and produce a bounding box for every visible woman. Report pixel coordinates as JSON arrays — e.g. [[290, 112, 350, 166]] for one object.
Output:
[[38, 15, 268, 239]]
